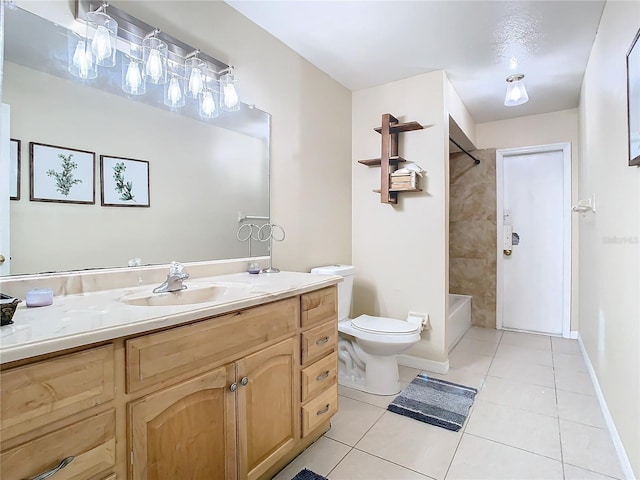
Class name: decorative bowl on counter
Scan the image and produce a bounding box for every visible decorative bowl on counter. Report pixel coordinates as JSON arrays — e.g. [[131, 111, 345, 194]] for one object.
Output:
[[1, 294, 21, 326]]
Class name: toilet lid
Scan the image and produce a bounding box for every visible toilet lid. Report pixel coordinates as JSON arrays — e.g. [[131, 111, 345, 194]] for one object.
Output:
[[351, 314, 420, 335]]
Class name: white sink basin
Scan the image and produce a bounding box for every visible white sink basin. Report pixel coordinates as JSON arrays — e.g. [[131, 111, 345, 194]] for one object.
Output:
[[121, 282, 253, 307]]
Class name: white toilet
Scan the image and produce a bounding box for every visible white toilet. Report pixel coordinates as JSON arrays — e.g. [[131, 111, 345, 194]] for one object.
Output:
[[310, 265, 425, 395]]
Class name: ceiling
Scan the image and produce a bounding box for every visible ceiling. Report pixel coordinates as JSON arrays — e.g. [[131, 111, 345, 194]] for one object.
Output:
[[226, 0, 605, 124]]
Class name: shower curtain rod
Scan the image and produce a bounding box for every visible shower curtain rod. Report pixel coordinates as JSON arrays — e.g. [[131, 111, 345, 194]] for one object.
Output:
[[449, 137, 481, 165]]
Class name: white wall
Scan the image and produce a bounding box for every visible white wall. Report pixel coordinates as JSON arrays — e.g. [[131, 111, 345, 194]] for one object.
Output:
[[476, 109, 580, 331], [12, 0, 353, 273], [578, 1, 640, 476], [352, 71, 449, 364]]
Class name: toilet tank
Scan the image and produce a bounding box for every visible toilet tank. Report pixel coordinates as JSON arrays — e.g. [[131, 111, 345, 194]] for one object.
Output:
[[310, 265, 355, 321]]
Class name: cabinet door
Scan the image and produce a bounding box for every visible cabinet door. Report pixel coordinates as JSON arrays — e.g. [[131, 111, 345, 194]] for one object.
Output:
[[236, 337, 299, 480], [129, 365, 236, 480]]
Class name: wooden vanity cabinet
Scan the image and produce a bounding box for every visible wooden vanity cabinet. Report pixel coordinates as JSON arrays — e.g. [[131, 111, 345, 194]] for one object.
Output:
[[0, 285, 338, 480], [127, 298, 300, 480]]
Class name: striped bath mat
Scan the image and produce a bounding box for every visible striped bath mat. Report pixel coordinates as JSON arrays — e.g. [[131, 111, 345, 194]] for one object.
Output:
[[387, 374, 477, 432]]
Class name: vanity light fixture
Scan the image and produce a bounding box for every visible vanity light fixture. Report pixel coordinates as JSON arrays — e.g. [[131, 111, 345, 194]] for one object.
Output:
[[185, 51, 206, 99], [68, 33, 98, 80], [122, 45, 145, 96], [220, 66, 240, 112], [199, 88, 219, 119], [142, 30, 168, 85], [74, 0, 240, 117], [504, 73, 529, 106], [164, 64, 186, 108], [86, 2, 117, 67]]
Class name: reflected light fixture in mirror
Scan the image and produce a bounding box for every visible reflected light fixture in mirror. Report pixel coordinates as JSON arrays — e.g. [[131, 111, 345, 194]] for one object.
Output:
[[68, 33, 97, 80], [504, 73, 529, 106], [220, 66, 240, 112], [72, 0, 240, 116]]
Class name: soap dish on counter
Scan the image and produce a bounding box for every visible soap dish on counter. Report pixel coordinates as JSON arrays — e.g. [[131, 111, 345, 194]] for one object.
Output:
[[1, 293, 21, 326]]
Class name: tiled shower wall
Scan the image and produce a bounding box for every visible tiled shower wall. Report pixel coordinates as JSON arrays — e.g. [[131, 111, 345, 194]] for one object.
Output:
[[449, 149, 497, 328]]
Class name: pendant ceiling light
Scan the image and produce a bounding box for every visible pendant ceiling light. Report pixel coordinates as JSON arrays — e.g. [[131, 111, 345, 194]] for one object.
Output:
[[504, 74, 529, 106]]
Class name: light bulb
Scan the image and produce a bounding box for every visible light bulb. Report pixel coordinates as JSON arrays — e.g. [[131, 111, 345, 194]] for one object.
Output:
[[73, 41, 93, 79], [167, 76, 183, 107], [125, 61, 143, 94], [146, 49, 163, 83], [200, 91, 217, 118], [223, 83, 238, 109], [91, 25, 112, 62], [188, 68, 204, 97]]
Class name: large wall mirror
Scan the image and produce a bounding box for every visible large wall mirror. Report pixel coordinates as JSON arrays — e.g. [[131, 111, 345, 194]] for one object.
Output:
[[1, 5, 270, 276]]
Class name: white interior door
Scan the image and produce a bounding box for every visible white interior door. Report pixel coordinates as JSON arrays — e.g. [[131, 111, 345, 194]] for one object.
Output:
[[0, 104, 10, 275], [497, 144, 571, 336]]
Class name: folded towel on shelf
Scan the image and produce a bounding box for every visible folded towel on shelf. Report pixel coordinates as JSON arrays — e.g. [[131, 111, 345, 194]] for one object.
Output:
[[392, 163, 426, 177]]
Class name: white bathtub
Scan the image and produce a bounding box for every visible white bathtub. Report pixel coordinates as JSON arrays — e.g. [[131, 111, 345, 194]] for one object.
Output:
[[447, 294, 472, 352]]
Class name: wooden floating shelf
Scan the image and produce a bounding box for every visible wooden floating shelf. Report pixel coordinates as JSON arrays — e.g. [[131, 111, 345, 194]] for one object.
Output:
[[358, 156, 407, 167], [373, 187, 422, 193], [374, 121, 424, 134]]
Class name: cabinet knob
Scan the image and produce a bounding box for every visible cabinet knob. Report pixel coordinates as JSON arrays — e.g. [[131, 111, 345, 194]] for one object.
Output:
[[315, 336, 330, 345], [229, 383, 238, 392], [27, 456, 74, 480], [316, 371, 330, 381], [240, 376, 248, 386]]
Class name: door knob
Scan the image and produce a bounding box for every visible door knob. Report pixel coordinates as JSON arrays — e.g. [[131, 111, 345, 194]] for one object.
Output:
[[0, 254, 5, 264]]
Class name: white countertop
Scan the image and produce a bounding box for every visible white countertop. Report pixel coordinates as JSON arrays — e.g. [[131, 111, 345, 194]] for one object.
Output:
[[0, 271, 340, 364]]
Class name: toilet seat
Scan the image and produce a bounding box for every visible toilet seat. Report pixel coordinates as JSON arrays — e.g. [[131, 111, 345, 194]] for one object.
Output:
[[351, 314, 420, 336]]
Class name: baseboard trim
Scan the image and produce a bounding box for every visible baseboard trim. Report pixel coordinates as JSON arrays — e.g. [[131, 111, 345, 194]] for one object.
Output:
[[397, 354, 449, 374], [577, 333, 635, 480], [569, 330, 578, 339]]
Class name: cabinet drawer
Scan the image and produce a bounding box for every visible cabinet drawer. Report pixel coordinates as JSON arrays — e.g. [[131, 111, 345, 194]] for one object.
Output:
[[301, 384, 338, 437], [301, 287, 337, 328], [301, 352, 337, 403], [127, 298, 299, 392], [1, 409, 116, 480], [1, 344, 115, 441], [301, 321, 336, 365]]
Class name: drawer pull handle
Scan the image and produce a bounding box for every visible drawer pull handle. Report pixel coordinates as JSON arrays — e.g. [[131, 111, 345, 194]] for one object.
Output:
[[316, 404, 330, 416], [240, 376, 249, 386], [27, 456, 74, 480], [316, 370, 330, 381], [315, 336, 330, 345], [230, 383, 238, 392]]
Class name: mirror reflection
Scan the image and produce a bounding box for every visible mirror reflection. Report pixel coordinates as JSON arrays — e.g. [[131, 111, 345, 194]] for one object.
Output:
[[1, 5, 270, 276]]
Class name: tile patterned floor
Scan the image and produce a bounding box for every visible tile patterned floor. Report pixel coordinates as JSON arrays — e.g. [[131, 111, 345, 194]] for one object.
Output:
[[273, 328, 625, 480]]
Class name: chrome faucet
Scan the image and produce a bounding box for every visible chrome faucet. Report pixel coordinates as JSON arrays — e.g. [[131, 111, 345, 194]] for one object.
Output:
[[153, 261, 190, 293]]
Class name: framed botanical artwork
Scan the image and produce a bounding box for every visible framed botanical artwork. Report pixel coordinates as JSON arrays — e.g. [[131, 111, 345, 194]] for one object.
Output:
[[10, 139, 20, 200], [627, 28, 640, 166], [30, 142, 95, 204], [100, 155, 150, 207]]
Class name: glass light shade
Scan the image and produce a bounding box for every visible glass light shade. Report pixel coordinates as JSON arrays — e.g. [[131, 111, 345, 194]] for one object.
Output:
[[220, 70, 240, 112], [185, 56, 206, 99], [86, 10, 117, 67], [199, 89, 219, 119], [122, 56, 146, 95], [504, 76, 529, 106], [164, 72, 186, 108], [67, 34, 97, 80], [142, 35, 167, 84]]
